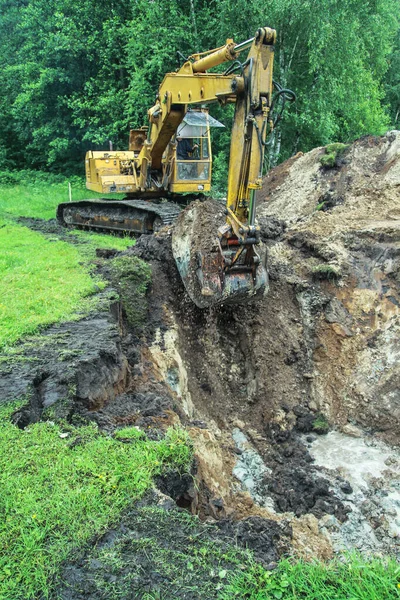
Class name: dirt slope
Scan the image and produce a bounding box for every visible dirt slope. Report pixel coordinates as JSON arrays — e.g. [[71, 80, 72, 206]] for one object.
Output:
[[258, 131, 400, 440]]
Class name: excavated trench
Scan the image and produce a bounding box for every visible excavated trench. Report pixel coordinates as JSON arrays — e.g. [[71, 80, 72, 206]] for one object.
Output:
[[1, 132, 400, 588], [3, 225, 398, 564]]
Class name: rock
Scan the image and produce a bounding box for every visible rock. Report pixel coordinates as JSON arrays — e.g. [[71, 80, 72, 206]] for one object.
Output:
[[340, 481, 353, 495], [319, 514, 340, 530], [342, 424, 363, 438]]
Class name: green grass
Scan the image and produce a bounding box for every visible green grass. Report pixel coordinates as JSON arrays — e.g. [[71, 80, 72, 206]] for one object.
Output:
[[320, 143, 350, 168], [51, 502, 400, 600], [67, 228, 134, 252], [312, 414, 330, 434], [85, 505, 249, 599], [0, 219, 110, 348], [0, 178, 135, 348], [0, 403, 192, 600], [110, 255, 152, 327], [0, 221, 135, 348], [0, 179, 123, 221], [220, 555, 400, 600]]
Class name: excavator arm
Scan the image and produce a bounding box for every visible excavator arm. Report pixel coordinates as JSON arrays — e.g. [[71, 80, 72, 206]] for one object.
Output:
[[169, 28, 276, 307], [144, 28, 275, 207]]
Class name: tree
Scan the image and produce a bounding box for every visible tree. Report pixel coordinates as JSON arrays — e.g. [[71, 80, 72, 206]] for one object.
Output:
[[385, 30, 400, 126], [0, 0, 398, 179]]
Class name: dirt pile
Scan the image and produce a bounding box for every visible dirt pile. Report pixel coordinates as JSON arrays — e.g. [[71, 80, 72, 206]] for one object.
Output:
[[127, 131, 400, 557], [258, 130, 400, 441]]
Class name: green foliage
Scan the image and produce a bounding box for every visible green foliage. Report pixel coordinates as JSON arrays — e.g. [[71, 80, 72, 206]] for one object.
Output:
[[384, 30, 400, 127], [110, 255, 152, 328], [320, 143, 350, 167], [220, 555, 400, 600], [0, 402, 192, 600], [0, 0, 398, 181]]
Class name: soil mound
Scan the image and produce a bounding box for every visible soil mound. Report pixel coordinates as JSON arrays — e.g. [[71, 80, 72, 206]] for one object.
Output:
[[257, 131, 400, 441]]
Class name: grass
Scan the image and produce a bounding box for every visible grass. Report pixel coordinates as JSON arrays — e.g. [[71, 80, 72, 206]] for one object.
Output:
[[110, 255, 152, 327], [0, 222, 135, 347], [0, 177, 123, 221], [67, 228, 134, 252], [50, 502, 400, 600], [0, 218, 106, 347], [311, 263, 341, 280], [60, 503, 254, 599], [320, 143, 350, 168], [0, 179, 134, 348], [220, 555, 400, 600], [312, 414, 330, 434], [0, 402, 192, 600]]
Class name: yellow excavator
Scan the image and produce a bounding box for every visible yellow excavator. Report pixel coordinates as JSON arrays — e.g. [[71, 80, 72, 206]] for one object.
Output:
[[57, 27, 281, 308]]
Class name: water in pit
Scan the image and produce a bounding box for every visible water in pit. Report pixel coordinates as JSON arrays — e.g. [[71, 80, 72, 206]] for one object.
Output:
[[308, 431, 400, 556]]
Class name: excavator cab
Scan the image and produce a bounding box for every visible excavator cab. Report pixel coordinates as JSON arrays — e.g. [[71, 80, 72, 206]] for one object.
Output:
[[169, 109, 223, 194]]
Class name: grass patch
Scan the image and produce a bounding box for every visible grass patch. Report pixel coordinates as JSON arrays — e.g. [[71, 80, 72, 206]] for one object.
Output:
[[0, 177, 123, 221], [312, 414, 330, 434], [110, 255, 152, 328], [114, 426, 146, 441], [0, 177, 134, 348], [67, 229, 134, 252], [320, 143, 349, 168], [52, 504, 400, 600], [0, 220, 111, 348], [311, 263, 341, 280], [0, 407, 192, 600], [56, 503, 251, 599], [221, 554, 400, 599]]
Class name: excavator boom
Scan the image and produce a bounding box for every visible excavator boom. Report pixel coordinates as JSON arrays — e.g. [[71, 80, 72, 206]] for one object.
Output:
[[172, 27, 275, 307]]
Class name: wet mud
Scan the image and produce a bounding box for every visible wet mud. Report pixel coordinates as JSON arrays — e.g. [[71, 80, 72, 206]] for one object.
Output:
[[53, 493, 291, 600]]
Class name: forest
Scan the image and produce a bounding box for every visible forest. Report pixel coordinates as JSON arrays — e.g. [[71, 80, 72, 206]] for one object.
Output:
[[0, 0, 399, 183]]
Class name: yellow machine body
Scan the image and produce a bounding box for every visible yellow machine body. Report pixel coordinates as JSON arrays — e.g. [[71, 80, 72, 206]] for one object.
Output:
[[85, 109, 213, 196]]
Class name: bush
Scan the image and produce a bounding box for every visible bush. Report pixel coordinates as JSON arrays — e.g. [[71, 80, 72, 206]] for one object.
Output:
[[0, 169, 85, 187], [320, 143, 350, 168]]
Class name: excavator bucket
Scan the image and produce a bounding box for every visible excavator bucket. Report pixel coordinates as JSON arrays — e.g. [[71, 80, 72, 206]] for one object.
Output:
[[172, 200, 268, 309]]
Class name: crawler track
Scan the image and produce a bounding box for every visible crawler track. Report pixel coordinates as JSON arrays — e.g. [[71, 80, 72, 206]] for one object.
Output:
[[56, 198, 182, 235]]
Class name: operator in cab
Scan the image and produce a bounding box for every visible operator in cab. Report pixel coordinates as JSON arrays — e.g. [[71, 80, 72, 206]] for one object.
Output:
[[176, 137, 198, 160]]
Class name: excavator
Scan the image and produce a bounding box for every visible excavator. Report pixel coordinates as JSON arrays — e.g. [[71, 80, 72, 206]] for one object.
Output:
[[57, 27, 288, 308]]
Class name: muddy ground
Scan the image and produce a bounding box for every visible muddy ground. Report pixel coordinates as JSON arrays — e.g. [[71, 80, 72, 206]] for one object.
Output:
[[1, 131, 400, 596], [54, 491, 291, 600]]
